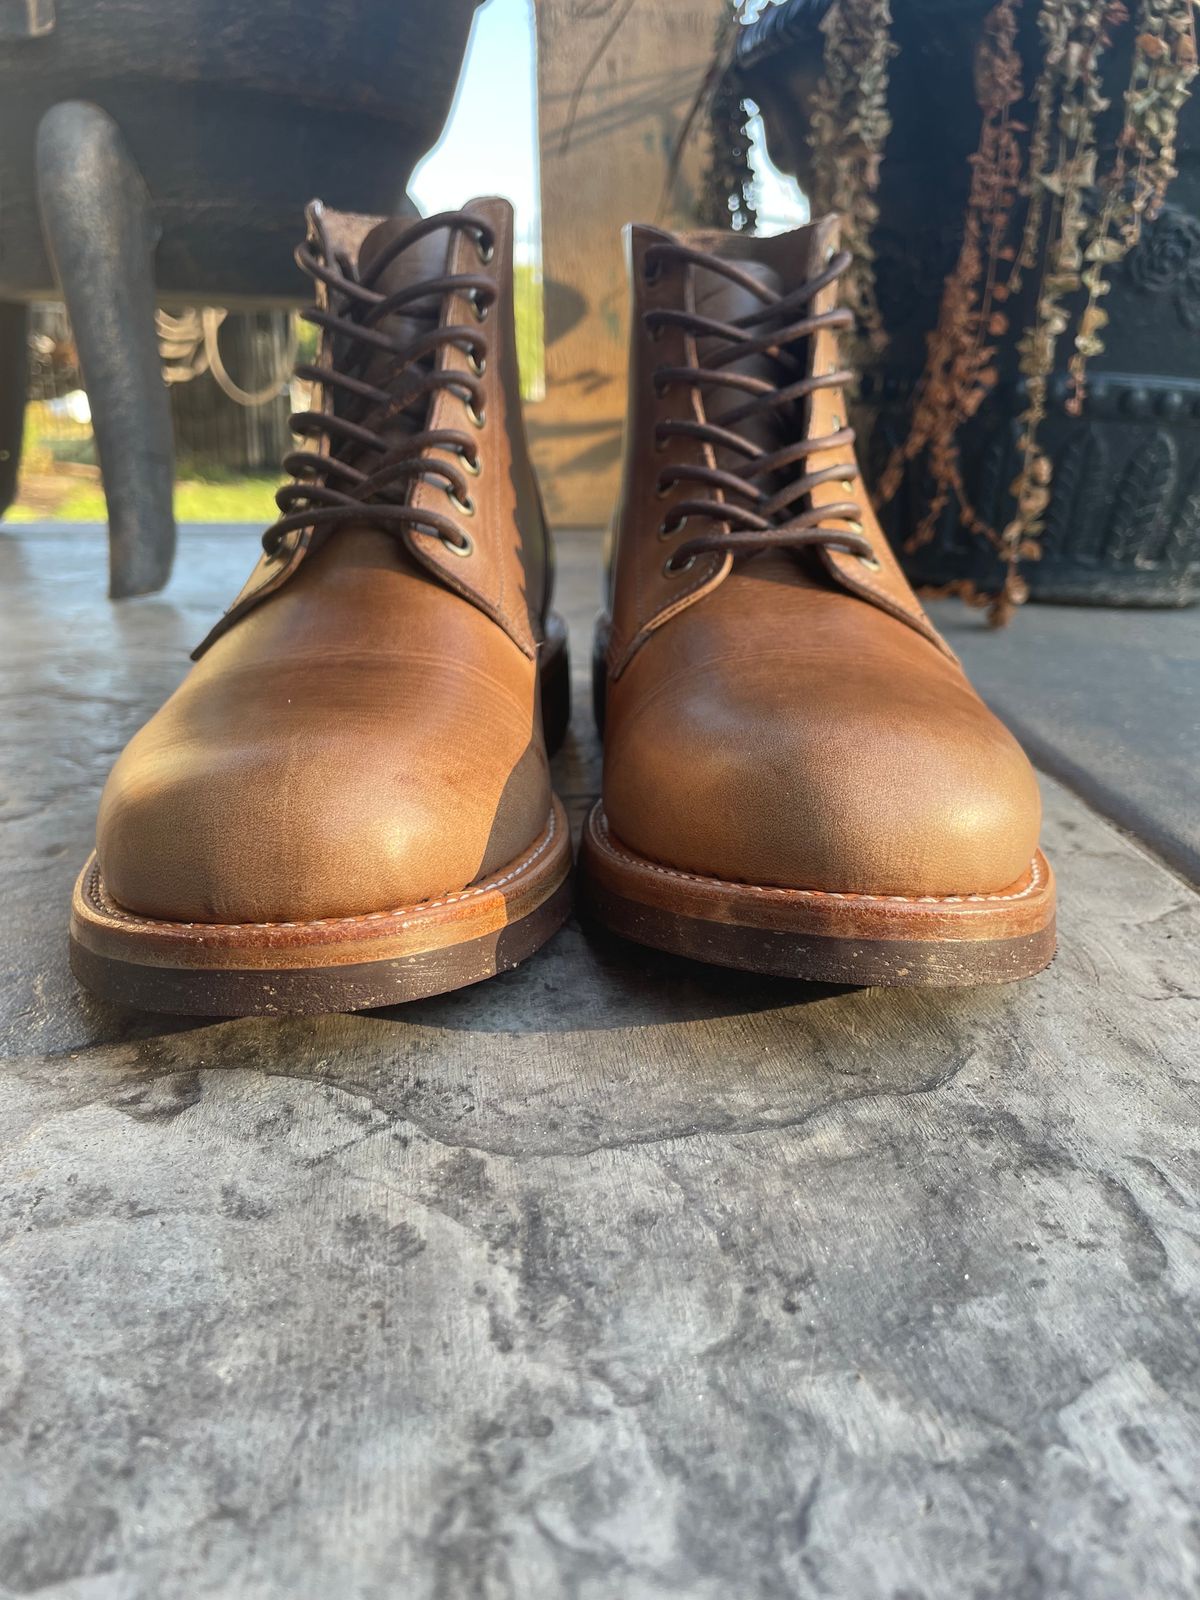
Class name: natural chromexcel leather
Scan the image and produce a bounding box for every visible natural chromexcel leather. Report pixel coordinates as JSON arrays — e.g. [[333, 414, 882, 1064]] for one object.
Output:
[[601, 216, 1043, 898], [96, 197, 555, 924]]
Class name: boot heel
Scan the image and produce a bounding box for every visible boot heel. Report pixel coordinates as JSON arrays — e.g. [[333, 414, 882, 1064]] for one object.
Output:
[[539, 611, 571, 756]]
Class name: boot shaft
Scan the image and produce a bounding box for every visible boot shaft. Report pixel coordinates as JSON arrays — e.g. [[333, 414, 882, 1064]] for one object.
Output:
[[196, 196, 551, 661], [606, 215, 949, 676]]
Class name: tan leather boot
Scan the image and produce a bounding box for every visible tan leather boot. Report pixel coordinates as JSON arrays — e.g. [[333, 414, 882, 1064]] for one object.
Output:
[[71, 198, 571, 1015], [580, 216, 1055, 986]]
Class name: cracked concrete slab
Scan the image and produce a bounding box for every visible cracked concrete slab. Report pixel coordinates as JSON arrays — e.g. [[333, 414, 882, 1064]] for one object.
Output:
[[1, 524, 1198, 1599]]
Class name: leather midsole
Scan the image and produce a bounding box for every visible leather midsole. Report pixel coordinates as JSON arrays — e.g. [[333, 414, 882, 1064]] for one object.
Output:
[[580, 804, 1055, 945]]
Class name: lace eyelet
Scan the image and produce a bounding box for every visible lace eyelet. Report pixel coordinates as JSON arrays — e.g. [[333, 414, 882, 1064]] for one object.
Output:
[[467, 400, 486, 429], [857, 553, 882, 572], [475, 231, 495, 265], [846, 519, 865, 535], [445, 530, 475, 558], [467, 349, 487, 378], [461, 449, 482, 477], [644, 258, 662, 286], [654, 478, 672, 499], [471, 294, 490, 324], [663, 552, 696, 577]]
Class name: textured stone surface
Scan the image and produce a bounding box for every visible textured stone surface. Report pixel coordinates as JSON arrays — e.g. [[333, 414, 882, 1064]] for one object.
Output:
[[1, 523, 1198, 1599]]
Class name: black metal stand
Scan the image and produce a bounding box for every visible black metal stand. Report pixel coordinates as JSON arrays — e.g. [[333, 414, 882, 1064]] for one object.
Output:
[[0, 301, 27, 520], [36, 100, 176, 598]]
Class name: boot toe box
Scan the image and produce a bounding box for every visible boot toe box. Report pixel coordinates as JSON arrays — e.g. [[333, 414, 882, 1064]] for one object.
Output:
[[96, 673, 549, 925], [604, 655, 1042, 898]]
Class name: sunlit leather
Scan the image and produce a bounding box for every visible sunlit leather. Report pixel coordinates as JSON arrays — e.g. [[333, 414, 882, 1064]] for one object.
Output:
[[601, 217, 1043, 897], [96, 198, 555, 924]]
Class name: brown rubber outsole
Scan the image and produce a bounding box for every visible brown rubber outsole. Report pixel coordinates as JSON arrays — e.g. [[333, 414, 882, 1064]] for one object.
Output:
[[578, 803, 1056, 988], [71, 797, 573, 1017]]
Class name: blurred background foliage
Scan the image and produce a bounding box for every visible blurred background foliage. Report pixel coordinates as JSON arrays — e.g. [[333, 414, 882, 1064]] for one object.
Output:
[[10, 261, 545, 524]]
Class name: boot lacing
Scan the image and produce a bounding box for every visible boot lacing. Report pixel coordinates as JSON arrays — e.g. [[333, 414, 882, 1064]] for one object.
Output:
[[262, 204, 497, 561], [644, 242, 874, 574]]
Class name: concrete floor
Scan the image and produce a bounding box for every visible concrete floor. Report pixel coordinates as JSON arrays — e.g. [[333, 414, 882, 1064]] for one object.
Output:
[[1, 523, 1198, 1600]]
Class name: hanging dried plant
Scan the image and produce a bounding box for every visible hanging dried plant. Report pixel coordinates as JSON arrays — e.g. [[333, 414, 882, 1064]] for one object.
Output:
[[723, 0, 1198, 619], [1067, 0, 1199, 410], [701, 7, 759, 232], [807, 0, 897, 349], [990, 0, 1122, 622], [997, 0, 1196, 621], [866, 0, 1196, 623], [878, 0, 1026, 562]]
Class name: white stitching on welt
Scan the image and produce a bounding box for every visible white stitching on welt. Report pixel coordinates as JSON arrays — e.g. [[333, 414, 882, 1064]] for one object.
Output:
[[592, 811, 1045, 905]]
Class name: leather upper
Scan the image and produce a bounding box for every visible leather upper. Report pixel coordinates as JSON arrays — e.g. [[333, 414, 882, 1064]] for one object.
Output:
[[601, 217, 1043, 897], [606, 216, 951, 678], [196, 199, 551, 662], [96, 198, 554, 924]]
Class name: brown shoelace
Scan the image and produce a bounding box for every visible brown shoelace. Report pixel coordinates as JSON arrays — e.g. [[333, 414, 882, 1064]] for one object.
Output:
[[262, 204, 497, 560], [643, 242, 876, 574]]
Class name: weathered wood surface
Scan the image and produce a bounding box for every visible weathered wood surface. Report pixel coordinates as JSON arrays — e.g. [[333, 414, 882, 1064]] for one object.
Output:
[[531, 0, 729, 527], [929, 598, 1200, 890], [1, 524, 1198, 1599]]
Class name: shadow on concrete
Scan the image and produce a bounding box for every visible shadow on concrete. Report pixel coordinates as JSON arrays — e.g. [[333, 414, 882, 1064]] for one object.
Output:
[[378, 918, 857, 1034], [72, 915, 860, 1047]]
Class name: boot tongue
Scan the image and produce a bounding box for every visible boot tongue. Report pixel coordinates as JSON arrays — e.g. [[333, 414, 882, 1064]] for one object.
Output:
[[331, 218, 454, 462], [688, 251, 821, 588], [356, 218, 451, 351], [691, 259, 784, 470]]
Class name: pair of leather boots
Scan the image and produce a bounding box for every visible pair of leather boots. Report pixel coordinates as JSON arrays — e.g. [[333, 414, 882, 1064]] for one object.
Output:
[[70, 198, 1056, 1016]]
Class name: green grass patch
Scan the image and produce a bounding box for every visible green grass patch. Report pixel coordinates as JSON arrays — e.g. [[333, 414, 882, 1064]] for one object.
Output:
[[514, 263, 545, 402], [29, 477, 285, 524]]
